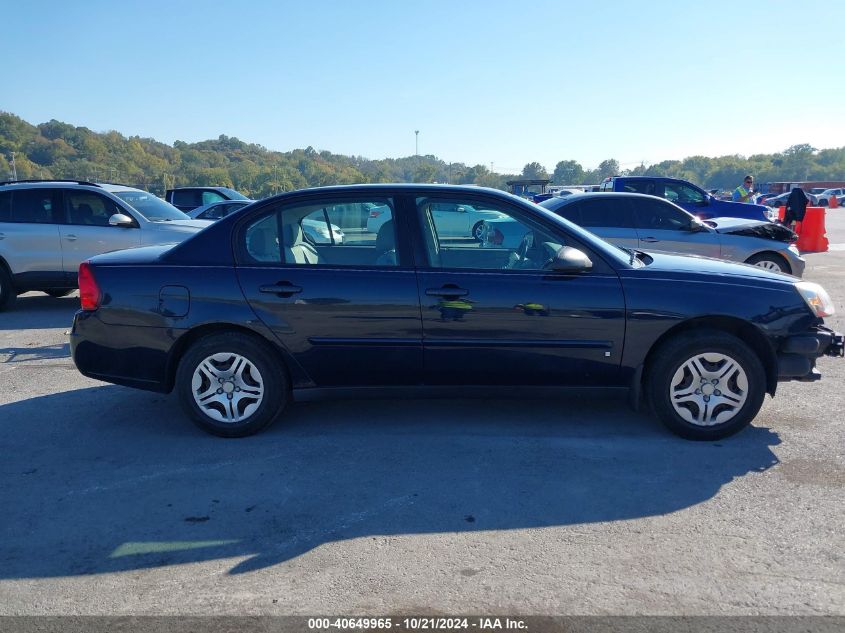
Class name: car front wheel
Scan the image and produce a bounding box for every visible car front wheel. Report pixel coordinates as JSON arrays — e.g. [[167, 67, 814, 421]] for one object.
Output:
[[745, 252, 791, 274], [646, 330, 766, 440], [176, 332, 288, 437]]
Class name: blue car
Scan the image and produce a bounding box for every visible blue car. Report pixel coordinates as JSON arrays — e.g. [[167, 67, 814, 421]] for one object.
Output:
[[599, 177, 776, 222], [70, 184, 842, 441]]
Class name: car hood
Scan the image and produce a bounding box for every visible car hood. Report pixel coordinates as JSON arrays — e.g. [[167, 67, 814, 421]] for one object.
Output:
[[705, 217, 796, 242], [637, 250, 796, 284], [150, 219, 213, 230]]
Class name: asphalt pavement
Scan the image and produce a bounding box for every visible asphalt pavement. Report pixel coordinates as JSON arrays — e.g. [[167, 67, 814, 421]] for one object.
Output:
[[0, 212, 843, 615]]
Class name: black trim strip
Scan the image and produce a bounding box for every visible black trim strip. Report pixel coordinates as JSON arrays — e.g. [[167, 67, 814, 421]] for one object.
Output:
[[308, 337, 612, 349]]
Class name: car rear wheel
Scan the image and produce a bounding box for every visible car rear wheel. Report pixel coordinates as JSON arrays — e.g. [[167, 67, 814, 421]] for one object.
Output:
[[176, 332, 288, 437], [0, 266, 17, 312], [745, 252, 791, 274], [646, 330, 766, 440], [45, 288, 74, 298], [471, 221, 485, 241]]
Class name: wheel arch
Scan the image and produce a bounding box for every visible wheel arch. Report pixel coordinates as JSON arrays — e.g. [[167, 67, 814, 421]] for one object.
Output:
[[640, 316, 778, 399], [164, 323, 296, 393]]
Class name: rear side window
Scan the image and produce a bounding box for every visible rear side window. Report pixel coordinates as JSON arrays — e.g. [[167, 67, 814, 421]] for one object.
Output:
[[2, 189, 58, 224], [171, 190, 201, 207], [579, 198, 633, 228], [554, 202, 582, 225], [202, 191, 226, 205], [623, 180, 656, 195]]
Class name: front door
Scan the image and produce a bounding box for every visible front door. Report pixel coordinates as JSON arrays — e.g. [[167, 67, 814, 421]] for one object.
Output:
[[59, 191, 141, 282], [235, 195, 422, 387], [631, 197, 721, 258], [413, 195, 626, 386]]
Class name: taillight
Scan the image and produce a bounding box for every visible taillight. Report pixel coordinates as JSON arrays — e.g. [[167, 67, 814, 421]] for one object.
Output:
[[369, 210, 382, 218], [78, 262, 101, 311]]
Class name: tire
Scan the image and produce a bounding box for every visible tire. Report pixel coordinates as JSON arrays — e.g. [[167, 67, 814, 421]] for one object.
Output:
[[176, 332, 289, 437], [45, 288, 74, 298], [646, 330, 766, 440], [471, 221, 485, 242], [0, 266, 17, 312], [745, 252, 791, 274]]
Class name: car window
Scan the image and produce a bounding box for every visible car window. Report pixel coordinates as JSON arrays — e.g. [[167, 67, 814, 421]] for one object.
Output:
[[553, 202, 582, 225], [579, 198, 633, 228], [241, 198, 399, 267], [171, 190, 201, 207], [417, 196, 562, 271], [664, 182, 705, 204], [65, 192, 122, 226], [632, 197, 691, 230], [202, 191, 226, 205], [622, 180, 656, 195], [0, 188, 59, 224]]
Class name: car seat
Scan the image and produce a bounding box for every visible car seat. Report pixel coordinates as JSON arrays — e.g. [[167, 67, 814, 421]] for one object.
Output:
[[74, 203, 95, 225], [283, 222, 320, 265], [375, 219, 397, 266]]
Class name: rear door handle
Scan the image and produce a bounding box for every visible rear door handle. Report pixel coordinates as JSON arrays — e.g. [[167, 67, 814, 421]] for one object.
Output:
[[0, 232, 5, 240], [64, 234, 78, 241], [259, 282, 302, 297], [641, 237, 660, 243], [425, 286, 469, 297]]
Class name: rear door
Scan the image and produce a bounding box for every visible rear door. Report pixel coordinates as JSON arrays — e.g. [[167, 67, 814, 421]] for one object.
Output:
[[235, 194, 423, 387], [59, 190, 141, 282], [0, 188, 64, 288], [631, 197, 720, 257]]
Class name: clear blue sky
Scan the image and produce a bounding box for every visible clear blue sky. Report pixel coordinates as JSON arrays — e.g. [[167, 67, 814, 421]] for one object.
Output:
[[2, 0, 844, 173]]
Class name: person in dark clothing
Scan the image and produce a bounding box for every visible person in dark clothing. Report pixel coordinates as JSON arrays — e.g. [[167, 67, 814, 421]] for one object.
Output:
[[783, 188, 809, 229]]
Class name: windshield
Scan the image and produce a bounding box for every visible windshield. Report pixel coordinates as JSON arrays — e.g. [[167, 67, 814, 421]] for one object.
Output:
[[113, 190, 192, 221], [218, 188, 249, 201]]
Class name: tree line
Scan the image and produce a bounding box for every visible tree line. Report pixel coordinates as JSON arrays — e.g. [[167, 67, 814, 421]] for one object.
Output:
[[1, 112, 843, 198]]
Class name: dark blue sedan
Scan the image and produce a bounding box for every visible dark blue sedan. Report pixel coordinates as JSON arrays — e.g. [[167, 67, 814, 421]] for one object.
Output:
[[70, 184, 843, 440]]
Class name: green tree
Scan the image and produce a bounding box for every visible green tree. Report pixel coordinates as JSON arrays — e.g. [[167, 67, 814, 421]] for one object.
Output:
[[552, 160, 584, 184], [521, 162, 548, 179]]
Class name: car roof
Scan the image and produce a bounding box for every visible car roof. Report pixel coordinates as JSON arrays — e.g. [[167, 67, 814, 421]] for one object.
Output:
[[0, 180, 147, 194], [541, 191, 672, 206]]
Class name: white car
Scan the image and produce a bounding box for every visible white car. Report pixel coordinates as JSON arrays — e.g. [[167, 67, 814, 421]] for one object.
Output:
[[816, 188, 845, 207], [387, 201, 509, 240]]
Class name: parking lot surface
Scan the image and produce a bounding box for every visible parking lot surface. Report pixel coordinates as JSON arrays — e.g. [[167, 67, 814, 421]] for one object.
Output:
[[1, 213, 844, 615]]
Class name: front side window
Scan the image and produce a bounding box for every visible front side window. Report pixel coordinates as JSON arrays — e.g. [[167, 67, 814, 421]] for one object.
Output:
[[241, 198, 399, 267], [113, 190, 190, 222], [3, 189, 58, 224], [632, 198, 691, 230], [418, 197, 562, 271], [202, 191, 226, 205], [664, 182, 705, 205], [66, 192, 122, 226]]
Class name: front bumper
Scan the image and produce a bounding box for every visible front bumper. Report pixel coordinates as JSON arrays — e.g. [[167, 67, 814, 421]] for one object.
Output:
[[777, 325, 844, 382]]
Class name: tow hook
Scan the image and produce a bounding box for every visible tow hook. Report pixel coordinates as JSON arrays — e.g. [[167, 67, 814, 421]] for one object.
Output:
[[828, 332, 845, 358]]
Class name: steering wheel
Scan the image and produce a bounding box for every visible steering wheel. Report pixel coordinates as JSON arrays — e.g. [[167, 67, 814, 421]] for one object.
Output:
[[503, 232, 532, 270]]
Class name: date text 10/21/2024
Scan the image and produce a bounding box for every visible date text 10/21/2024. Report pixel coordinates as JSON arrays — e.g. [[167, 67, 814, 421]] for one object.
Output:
[[307, 617, 528, 631]]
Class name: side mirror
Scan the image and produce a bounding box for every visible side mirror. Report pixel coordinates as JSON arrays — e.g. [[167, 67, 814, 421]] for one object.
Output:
[[551, 246, 593, 273], [688, 220, 708, 232], [108, 213, 135, 228]]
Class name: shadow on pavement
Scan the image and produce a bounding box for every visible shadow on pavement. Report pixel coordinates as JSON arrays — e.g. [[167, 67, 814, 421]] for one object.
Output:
[[0, 385, 781, 579], [0, 293, 79, 331]]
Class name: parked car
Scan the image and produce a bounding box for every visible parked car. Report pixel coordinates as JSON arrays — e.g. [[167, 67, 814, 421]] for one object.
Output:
[[0, 179, 211, 311], [764, 190, 820, 208], [539, 193, 803, 275], [165, 186, 250, 212], [816, 188, 845, 207], [71, 184, 842, 441], [599, 177, 776, 222], [188, 199, 254, 221]]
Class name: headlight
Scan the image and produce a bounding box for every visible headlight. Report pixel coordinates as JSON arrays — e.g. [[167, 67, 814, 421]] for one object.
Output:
[[795, 281, 835, 317]]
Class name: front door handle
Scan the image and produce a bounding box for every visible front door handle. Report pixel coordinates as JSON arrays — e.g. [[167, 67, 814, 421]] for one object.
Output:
[[0, 232, 5, 240], [641, 237, 660, 243], [64, 234, 78, 241], [425, 286, 469, 297], [259, 282, 302, 297]]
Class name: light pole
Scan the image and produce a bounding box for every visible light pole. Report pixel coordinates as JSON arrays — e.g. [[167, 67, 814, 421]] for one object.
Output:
[[415, 130, 419, 156]]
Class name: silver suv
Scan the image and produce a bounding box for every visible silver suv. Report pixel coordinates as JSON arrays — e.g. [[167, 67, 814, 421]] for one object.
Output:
[[0, 180, 211, 311]]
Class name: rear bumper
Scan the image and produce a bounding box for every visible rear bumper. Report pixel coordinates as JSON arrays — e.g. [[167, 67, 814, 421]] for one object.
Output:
[[777, 326, 844, 382]]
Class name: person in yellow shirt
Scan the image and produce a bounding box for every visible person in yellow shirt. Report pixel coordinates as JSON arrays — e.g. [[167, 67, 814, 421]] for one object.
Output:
[[732, 176, 754, 203]]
